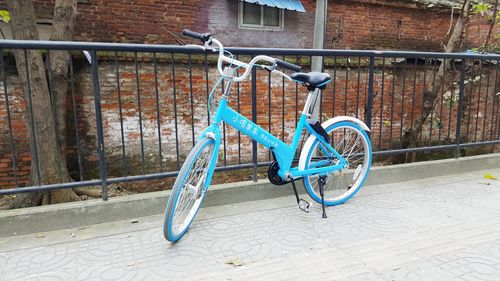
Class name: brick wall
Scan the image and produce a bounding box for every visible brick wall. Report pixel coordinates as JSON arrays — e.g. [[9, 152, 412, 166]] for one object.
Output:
[[465, 13, 500, 49], [0, 0, 497, 50], [74, 0, 211, 44], [325, 0, 452, 50], [0, 55, 498, 188], [0, 0, 498, 189]]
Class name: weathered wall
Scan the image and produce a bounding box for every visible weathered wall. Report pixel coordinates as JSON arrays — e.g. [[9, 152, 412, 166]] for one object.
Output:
[[0, 0, 497, 50], [0, 0, 498, 189], [325, 0, 451, 50], [326, 1, 498, 51], [205, 0, 315, 48]]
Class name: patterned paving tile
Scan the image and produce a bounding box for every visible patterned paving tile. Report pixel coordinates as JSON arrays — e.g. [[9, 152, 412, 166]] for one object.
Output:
[[0, 173, 499, 280]]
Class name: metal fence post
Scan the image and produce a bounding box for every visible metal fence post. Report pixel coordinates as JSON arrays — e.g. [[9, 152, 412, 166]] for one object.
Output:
[[365, 55, 375, 134], [251, 65, 258, 182], [455, 59, 466, 159], [90, 50, 108, 200]]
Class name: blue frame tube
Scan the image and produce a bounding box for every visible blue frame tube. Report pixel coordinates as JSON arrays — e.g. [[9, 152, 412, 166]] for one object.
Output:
[[214, 99, 344, 179]]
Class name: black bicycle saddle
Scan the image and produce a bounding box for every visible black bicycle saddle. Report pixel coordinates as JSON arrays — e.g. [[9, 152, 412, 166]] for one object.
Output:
[[290, 72, 332, 90]]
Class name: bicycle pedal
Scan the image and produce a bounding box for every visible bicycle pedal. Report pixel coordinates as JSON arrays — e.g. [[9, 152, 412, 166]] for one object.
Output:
[[298, 199, 310, 213]]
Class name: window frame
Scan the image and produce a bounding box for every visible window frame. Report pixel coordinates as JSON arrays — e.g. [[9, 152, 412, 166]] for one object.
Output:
[[238, 1, 284, 31]]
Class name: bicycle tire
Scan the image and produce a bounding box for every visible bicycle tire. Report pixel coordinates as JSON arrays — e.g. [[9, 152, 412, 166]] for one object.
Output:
[[163, 137, 216, 242], [300, 121, 372, 206]]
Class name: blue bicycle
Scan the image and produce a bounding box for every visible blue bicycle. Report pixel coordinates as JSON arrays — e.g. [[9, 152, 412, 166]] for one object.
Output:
[[164, 30, 372, 243]]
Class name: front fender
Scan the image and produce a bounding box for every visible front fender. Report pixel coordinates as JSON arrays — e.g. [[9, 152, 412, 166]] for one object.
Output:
[[199, 124, 221, 189]]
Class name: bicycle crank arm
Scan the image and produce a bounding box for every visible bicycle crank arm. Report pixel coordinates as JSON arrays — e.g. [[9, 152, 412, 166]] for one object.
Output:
[[288, 175, 311, 214]]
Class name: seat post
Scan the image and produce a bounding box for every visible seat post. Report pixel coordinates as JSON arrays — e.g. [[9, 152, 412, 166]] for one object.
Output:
[[309, 88, 322, 119], [301, 90, 316, 117]]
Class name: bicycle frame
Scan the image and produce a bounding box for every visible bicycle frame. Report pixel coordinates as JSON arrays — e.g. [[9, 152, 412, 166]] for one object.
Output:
[[201, 77, 348, 183]]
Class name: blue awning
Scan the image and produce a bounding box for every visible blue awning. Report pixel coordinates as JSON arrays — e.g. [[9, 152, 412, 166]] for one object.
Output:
[[241, 0, 306, 13]]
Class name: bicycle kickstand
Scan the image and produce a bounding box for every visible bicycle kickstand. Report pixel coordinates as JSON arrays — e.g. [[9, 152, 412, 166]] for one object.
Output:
[[318, 175, 327, 218], [289, 176, 310, 213]]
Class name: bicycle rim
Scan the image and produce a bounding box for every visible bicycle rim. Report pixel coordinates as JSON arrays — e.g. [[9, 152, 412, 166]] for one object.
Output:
[[303, 122, 371, 205], [165, 138, 215, 241]]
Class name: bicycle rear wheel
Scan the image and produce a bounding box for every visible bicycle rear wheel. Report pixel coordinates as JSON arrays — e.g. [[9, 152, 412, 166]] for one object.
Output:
[[300, 121, 372, 206], [163, 137, 216, 242]]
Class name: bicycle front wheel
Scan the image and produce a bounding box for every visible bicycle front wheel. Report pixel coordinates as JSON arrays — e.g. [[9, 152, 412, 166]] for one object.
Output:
[[163, 137, 216, 242], [300, 121, 372, 206]]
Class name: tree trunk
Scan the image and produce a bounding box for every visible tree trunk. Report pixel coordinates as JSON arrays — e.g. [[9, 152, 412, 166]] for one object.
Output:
[[7, 0, 78, 208], [395, 0, 472, 162], [50, 0, 76, 155], [47, 0, 78, 203]]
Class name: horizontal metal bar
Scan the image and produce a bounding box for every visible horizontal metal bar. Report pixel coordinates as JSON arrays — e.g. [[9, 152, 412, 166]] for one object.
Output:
[[104, 162, 272, 183], [105, 172, 178, 184], [373, 144, 458, 156], [0, 161, 275, 196], [229, 48, 500, 60], [0, 40, 499, 60], [458, 140, 500, 148], [0, 180, 103, 195], [0, 40, 203, 53]]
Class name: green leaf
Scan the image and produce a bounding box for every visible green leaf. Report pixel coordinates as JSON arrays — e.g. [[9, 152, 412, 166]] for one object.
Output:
[[472, 2, 493, 16], [0, 10, 10, 23]]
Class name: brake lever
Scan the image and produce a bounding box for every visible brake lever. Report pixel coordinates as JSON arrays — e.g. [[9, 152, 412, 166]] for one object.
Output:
[[185, 44, 206, 51], [82, 50, 92, 64], [204, 40, 218, 53], [184, 42, 217, 53], [263, 65, 274, 72], [262, 62, 277, 72], [271, 69, 292, 81]]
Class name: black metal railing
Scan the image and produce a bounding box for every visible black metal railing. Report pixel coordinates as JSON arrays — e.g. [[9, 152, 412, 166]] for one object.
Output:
[[0, 40, 498, 199]]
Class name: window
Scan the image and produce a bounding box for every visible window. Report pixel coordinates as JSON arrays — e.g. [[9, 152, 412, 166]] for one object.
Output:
[[239, 1, 284, 31]]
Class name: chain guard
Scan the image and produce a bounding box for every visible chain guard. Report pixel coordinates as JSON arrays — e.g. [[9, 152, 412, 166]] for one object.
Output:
[[268, 161, 288, 185]]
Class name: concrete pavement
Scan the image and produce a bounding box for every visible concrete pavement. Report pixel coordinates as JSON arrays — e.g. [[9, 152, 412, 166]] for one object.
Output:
[[0, 168, 499, 280]]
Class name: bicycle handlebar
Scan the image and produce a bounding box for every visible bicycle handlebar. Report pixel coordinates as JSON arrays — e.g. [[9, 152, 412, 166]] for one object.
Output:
[[276, 59, 301, 72], [182, 29, 211, 43], [181, 29, 300, 82]]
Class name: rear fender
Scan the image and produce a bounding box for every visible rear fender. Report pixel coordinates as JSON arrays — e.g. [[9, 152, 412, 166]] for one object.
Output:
[[298, 117, 369, 171], [321, 116, 370, 132]]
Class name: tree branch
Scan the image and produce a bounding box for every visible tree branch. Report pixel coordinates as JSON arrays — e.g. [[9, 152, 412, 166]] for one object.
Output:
[[482, 0, 498, 50]]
